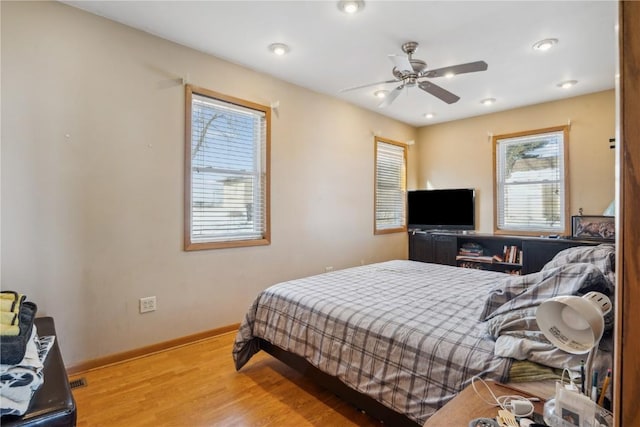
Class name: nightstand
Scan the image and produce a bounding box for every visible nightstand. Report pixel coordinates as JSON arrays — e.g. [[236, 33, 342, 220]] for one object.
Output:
[[1, 317, 77, 426], [423, 380, 546, 426]]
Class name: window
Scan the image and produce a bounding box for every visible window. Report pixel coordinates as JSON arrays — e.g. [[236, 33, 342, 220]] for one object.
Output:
[[184, 85, 270, 250], [374, 137, 407, 234], [493, 126, 569, 235]]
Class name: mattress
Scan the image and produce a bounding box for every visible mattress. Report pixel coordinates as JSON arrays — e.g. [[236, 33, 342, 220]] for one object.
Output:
[[233, 260, 511, 425]]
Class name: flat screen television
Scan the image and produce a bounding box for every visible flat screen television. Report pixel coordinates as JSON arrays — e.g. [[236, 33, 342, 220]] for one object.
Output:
[[407, 188, 475, 231]]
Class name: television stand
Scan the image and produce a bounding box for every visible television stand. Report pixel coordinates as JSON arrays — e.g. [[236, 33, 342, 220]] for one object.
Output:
[[409, 229, 475, 235], [408, 231, 599, 274]]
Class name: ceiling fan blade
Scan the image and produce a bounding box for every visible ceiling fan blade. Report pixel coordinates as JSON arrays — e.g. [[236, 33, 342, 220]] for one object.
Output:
[[378, 85, 404, 108], [388, 54, 413, 73], [339, 79, 399, 93], [418, 81, 460, 104], [425, 61, 488, 78]]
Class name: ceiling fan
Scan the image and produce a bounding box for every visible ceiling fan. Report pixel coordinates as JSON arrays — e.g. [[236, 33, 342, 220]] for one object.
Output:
[[340, 41, 488, 108]]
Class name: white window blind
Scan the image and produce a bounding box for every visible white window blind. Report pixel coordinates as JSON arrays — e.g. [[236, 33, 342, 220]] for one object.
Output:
[[375, 138, 407, 233], [186, 88, 269, 248], [495, 129, 567, 233]]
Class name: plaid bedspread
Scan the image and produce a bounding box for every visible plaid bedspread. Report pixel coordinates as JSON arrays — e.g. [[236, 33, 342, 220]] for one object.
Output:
[[232, 260, 511, 425]]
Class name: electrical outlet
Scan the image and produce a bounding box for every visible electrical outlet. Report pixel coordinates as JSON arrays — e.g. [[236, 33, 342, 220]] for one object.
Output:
[[139, 296, 156, 313], [325, 266, 334, 272]]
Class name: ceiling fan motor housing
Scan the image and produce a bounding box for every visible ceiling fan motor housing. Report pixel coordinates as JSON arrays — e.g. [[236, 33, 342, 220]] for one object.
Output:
[[410, 59, 427, 74]]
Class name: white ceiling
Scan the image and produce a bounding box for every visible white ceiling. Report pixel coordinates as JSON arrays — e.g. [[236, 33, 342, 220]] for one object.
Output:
[[63, 1, 618, 127]]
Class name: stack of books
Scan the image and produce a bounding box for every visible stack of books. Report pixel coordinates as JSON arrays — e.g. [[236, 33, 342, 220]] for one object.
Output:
[[457, 243, 493, 262], [502, 245, 523, 264], [458, 243, 483, 257]]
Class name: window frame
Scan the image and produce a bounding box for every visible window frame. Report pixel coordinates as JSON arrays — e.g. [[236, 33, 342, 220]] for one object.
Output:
[[492, 125, 570, 236], [374, 137, 408, 235], [184, 85, 271, 251]]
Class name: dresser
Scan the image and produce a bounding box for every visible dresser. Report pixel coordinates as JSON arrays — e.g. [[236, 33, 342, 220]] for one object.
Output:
[[1, 317, 77, 427]]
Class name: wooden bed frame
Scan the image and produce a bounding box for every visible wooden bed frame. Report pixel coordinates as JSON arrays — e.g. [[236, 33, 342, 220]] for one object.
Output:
[[259, 338, 422, 427]]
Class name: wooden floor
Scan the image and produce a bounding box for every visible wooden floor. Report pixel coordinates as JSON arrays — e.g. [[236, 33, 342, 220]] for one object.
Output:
[[70, 332, 382, 426]]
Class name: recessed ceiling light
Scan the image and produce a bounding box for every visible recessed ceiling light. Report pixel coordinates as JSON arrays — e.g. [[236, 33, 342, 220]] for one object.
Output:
[[338, 0, 364, 14], [424, 113, 436, 119], [268, 43, 290, 56], [532, 38, 558, 51], [480, 98, 496, 106], [557, 80, 578, 89], [373, 90, 388, 98]]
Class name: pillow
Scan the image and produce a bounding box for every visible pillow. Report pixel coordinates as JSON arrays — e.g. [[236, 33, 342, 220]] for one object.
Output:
[[541, 244, 615, 285], [480, 262, 612, 322]]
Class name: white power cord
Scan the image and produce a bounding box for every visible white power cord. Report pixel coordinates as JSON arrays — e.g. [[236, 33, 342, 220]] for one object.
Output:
[[470, 376, 535, 418]]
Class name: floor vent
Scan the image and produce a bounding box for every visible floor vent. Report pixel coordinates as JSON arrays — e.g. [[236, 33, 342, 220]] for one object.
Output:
[[69, 378, 87, 389]]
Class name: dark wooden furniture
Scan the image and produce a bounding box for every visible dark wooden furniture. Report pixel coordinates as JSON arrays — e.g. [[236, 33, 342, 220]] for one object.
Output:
[[408, 231, 599, 274], [408, 231, 433, 264], [432, 233, 457, 266], [423, 380, 546, 426], [409, 232, 460, 266], [1, 317, 77, 427]]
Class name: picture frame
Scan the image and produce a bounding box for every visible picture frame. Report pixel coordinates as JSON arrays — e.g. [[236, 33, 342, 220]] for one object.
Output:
[[571, 215, 615, 241]]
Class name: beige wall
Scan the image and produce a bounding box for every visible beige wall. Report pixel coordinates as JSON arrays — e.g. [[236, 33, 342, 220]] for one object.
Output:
[[0, 1, 416, 365], [416, 90, 616, 233]]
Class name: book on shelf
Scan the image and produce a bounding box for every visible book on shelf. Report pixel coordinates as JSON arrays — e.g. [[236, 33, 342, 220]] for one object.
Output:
[[458, 250, 483, 256], [502, 245, 522, 264], [458, 242, 484, 257], [456, 255, 494, 263], [458, 261, 484, 270], [461, 242, 483, 250]]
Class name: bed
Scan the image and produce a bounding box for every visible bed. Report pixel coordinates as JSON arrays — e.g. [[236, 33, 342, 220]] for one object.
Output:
[[233, 244, 615, 426]]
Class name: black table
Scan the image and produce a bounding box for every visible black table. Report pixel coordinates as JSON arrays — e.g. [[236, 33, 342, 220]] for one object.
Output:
[[1, 317, 77, 426]]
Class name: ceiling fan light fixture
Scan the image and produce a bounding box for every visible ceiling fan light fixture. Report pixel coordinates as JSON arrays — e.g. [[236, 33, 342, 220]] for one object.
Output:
[[444, 72, 455, 79], [532, 38, 558, 51], [338, 0, 364, 14], [481, 98, 496, 106], [558, 80, 578, 89], [373, 90, 388, 98], [269, 43, 290, 56]]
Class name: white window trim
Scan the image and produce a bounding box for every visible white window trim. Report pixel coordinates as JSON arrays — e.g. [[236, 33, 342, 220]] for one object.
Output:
[[184, 85, 271, 250], [492, 125, 570, 236]]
